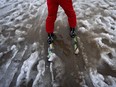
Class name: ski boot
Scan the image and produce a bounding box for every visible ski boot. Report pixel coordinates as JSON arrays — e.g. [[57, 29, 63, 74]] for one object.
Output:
[[70, 28, 76, 38], [47, 33, 55, 44]]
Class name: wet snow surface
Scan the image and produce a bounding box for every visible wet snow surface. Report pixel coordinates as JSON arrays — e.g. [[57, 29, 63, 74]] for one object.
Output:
[[0, 0, 116, 87]]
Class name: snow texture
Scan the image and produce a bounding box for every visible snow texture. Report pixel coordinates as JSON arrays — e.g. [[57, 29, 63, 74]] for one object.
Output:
[[0, 0, 116, 87]]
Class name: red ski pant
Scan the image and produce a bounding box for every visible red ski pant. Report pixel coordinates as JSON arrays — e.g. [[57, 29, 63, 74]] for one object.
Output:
[[46, 0, 77, 33]]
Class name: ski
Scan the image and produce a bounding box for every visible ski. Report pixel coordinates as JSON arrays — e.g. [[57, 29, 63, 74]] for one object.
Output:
[[71, 36, 79, 55], [47, 43, 55, 85]]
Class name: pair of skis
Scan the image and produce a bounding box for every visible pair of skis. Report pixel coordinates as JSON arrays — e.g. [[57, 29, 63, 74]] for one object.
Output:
[[47, 36, 79, 61], [48, 36, 79, 55], [47, 36, 79, 57], [47, 35, 79, 85]]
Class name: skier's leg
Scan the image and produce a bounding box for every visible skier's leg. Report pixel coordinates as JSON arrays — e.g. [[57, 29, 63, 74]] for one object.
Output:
[[46, 0, 59, 44], [59, 0, 77, 28], [46, 0, 59, 33], [59, 0, 77, 38]]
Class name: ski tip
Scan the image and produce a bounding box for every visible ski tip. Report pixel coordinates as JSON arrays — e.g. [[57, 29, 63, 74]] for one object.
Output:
[[48, 53, 57, 62], [75, 48, 79, 55]]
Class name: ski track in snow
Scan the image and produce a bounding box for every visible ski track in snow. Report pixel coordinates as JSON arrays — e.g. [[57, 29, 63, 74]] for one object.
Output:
[[0, 0, 116, 87]]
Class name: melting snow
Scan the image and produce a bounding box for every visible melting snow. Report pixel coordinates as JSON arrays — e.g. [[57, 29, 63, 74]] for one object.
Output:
[[0, 0, 116, 87]]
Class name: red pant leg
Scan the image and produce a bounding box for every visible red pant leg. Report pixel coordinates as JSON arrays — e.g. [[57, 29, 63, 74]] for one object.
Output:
[[46, 0, 59, 33], [59, 0, 77, 28]]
